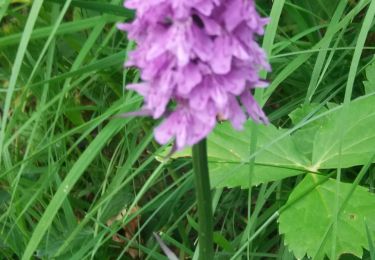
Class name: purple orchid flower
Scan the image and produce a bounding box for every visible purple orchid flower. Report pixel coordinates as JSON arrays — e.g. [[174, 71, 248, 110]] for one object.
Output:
[[119, 0, 270, 150]]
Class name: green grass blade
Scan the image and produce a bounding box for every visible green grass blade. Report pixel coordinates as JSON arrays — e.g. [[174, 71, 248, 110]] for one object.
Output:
[[0, 16, 120, 48], [21, 118, 130, 260], [0, 0, 44, 169], [344, 0, 375, 102], [0, 0, 11, 24], [46, 0, 135, 18]]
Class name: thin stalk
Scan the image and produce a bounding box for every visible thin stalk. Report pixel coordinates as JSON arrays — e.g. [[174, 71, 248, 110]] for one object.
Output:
[[192, 139, 214, 259]]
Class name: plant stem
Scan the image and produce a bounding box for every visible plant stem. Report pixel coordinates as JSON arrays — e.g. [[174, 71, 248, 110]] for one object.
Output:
[[192, 139, 214, 259]]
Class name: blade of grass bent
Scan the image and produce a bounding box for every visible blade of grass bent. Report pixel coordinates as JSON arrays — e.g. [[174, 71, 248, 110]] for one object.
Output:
[[0, 16, 120, 48], [21, 119, 130, 260], [5, 0, 74, 231], [344, 0, 375, 103], [304, 0, 348, 103], [3, 3, 62, 241], [261, 0, 370, 106], [53, 132, 154, 256], [0, 0, 44, 169], [25, 0, 73, 86], [46, 0, 135, 18], [0, 0, 11, 24]]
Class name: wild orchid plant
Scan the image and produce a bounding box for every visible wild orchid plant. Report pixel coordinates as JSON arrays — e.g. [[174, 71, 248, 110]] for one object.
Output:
[[118, 0, 269, 258]]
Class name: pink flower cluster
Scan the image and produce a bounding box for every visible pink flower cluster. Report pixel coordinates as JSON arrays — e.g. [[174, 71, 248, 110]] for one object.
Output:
[[118, 0, 270, 150]]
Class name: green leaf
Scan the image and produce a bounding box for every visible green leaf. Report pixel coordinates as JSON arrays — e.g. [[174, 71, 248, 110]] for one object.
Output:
[[206, 94, 375, 188], [365, 219, 375, 260], [207, 122, 309, 188], [363, 60, 375, 95], [167, 89, 375, 190], [311, 95, 375, 169], [279, 174, 375, 259], [288, 103, 328, 158]]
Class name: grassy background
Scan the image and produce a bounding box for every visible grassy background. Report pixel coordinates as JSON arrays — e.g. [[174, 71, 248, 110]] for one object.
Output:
[[0, 0, 374, 259]]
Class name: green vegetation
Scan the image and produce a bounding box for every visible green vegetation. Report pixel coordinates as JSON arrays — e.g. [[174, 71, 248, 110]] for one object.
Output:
[[1, 0, 374, 259]]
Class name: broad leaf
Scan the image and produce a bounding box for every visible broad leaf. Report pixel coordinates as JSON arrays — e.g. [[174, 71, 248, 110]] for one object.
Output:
[[207, 123, 309, 188], [167, 95, 375, 188], [208, 94, 375, 188], [288, 103, 328, 158], [311, 95, 375, 169], [279, 174, 375, 259]]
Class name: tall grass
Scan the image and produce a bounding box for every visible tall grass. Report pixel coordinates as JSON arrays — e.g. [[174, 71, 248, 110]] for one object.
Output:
[[0, 1, 374, 259]]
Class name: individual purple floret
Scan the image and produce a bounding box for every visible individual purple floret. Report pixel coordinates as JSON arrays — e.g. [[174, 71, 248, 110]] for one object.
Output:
[[118, 0, 270, 150]]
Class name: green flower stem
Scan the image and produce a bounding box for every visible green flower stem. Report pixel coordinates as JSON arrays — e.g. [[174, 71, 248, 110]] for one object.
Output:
[[192, 139, 214, 259]]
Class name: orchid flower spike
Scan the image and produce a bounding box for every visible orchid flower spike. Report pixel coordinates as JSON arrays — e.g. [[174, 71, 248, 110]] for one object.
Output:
[[118, 0, 270, 150]]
